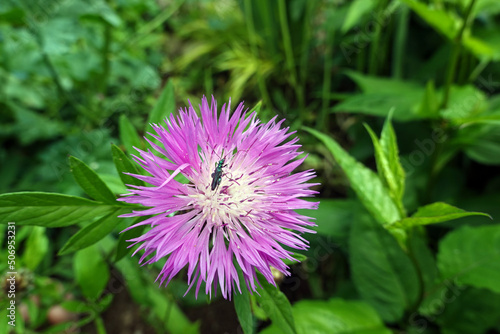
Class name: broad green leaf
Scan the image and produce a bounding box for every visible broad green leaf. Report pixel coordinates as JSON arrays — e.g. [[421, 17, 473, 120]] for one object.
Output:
[[408, 231, 440, 316], [69, 156, 116, 204], [332, 72, 426, 121], [436, 287, 500, 334], [261, 299, 391, 334], [23, 226, 49, 271], [114, 221, 146, 262], [59, 209, 124, 255], [399, 0, 458, 39], [341, 0, 376, 34], [304, 127, 401, 225], [437, 224, 500, 294], [255, 281, 296, 334], [234, 269, 253, 334], [400, 0, 496, 59], [0, 192, 121, 227], [119, 114, 143, 154], [297, 199, 369, 240], [439, 85, 488, 122], [74, 244, 110, 300], [349, 216, 419, 322], [111, 144, 145, 187], [148, 79, 175, 125], [394, 202, 490, 227]]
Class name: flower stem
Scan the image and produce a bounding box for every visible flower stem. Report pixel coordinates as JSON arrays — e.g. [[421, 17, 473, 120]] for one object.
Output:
[[277, 0, 305, 119], [441, 0, 477, 109]]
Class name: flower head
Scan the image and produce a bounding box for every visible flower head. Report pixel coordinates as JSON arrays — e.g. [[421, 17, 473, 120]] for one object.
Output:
[[119, 96, 318, 299]]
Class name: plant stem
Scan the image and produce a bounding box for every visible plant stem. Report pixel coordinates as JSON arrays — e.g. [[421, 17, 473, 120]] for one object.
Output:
[[244, 0, 273, 110], [441, 0, 477, 109], [392, 5, 409, 79], [318, 26, 335, 131], [277, 0, 305, 119]]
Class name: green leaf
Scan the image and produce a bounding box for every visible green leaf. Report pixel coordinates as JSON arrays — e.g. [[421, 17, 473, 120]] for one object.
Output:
[[408, 231, 440, 316], [304, 127, 401, 225], [261, 299, 391, 334], [349, 216, 419, 322], [417, 80, 439, 118], [114, 221, 146, 262], [297, 199, 369, 240], [255, 281, 297, 334], [364, 121, 405, 217], [146, 286, 200, 334], [437, 224, 500, 294], [394, 202, 491, 227], [59, 209, 124, 255], [111, 144, 145, 187], [119, 114, 143, 154], [69, 156, 116, 204], [23, 226, 49, 271], [380, 117, 406, 204], [0, 192, 121, 227], [74, 244, 110, 300], [234, 269, 253, 334], [436, 287, 500, 334], [341, 0, 376, 34], [332, 71, 426, 121], [148, 79, 176, 125]]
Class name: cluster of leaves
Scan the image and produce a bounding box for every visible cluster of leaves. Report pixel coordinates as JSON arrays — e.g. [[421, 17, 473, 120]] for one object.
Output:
[[1, 0, 500, 333]]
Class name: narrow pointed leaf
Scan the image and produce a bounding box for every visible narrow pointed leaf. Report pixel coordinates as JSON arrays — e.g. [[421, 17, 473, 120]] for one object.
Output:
[[256, 281, 297, 334], [394, 202, 491, 227], [59, 209, 124, 255], [234, 269, 253, 334], [111, 144, 145, 187], [380, 117, 405, 204], [69, 156, 116, 204], [148, 79, 175, 125], [119, 114, 143, 154], [304, 127, 401, 224], [0, 192, 120, 227]]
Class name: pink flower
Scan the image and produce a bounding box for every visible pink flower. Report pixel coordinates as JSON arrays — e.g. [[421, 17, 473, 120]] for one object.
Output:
[[119, 96, 318, 299]]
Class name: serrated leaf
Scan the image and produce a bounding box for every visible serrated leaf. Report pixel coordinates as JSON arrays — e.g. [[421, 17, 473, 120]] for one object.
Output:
[[69, 156, 116, 204], [111, 144, 145, 187], [380, 117, 406, 204], [23, 226, 49, 271], [0, 192, 120, 227], [261, 299, 391, 334], [74, 244, 110, 300], [59, 209, 124, 255], [304, 127, 401, 225], [148, 79, 175, 125], [119, 114, 143, 154], [437, 224, 500, 294], [349, 217, 419, 322], [234, 269, 253, 334], [394, 202, 491, 227], [256, 281, 296, 334]]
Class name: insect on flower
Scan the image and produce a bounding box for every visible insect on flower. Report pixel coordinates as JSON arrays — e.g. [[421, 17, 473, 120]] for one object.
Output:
[[118, 96, 319, 299]]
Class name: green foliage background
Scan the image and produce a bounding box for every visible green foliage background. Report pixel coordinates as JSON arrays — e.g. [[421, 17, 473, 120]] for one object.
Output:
[[1, 0, 500, 333]]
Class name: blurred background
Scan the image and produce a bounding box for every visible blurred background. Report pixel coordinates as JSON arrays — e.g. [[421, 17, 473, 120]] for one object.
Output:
[[1, 0, 500, 333]]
